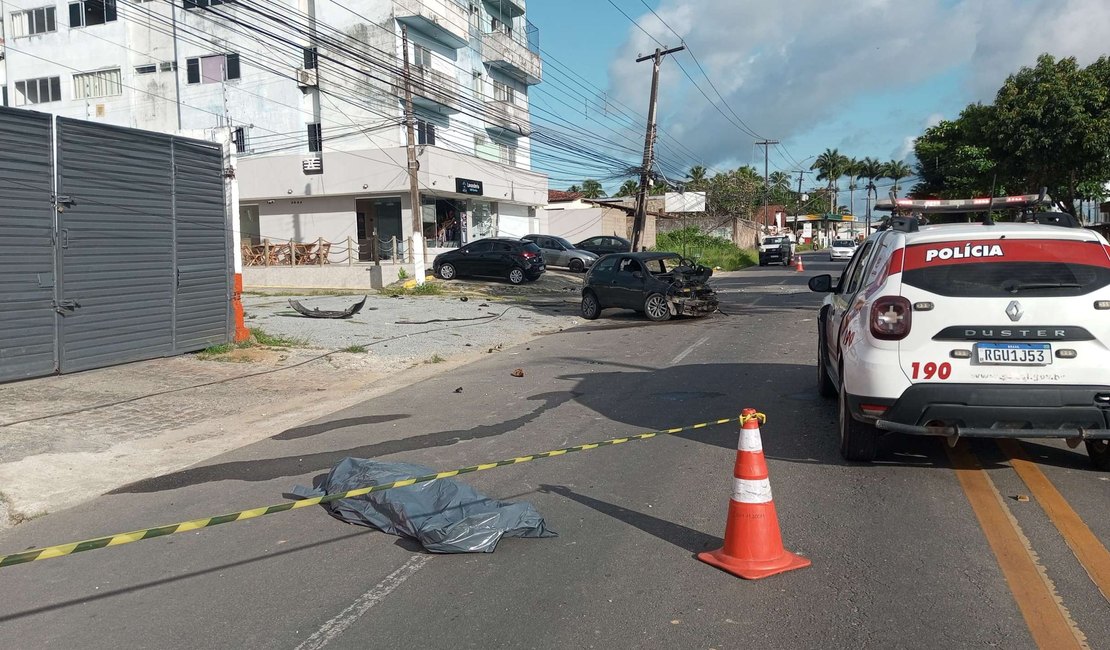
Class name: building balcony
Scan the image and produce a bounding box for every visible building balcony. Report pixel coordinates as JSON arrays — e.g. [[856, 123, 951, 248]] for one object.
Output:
[[398, 66, 463, 114], [480, 30, 542, 85], [484, 99, 531, 136], [394, 0, 470, 49]]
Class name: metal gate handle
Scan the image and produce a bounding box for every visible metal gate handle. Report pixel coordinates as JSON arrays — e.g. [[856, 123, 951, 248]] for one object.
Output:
[[52, 299, 80, 315], [60, 228, 69, 249]]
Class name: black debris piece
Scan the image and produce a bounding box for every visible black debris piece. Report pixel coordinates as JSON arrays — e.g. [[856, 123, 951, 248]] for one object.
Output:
[[288, 296, 368, 319]]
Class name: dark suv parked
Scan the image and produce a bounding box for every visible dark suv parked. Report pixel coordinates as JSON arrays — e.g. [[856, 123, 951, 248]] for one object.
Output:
[[433, 238, 545, 284]]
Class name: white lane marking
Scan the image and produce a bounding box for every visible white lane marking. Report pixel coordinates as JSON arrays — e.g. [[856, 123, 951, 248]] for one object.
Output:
[[671, 334, 712, 365], [295, 554, 431, 650]]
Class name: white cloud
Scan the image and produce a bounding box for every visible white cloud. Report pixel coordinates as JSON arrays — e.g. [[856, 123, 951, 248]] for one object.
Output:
[[604, 0, 1110, 168]]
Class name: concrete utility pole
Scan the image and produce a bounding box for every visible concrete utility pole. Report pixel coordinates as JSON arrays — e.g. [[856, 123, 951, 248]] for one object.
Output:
[[756, 139, 778, 230], [793, 169, 809, 237], [631, 45, 684, 251], [401, 25, 426, 283]]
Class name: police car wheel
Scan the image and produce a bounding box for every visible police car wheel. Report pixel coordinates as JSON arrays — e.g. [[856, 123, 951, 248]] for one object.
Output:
[[839, 380, 878, 462]]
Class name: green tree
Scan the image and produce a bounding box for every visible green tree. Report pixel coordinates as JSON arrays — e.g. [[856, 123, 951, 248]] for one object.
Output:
[[567, 184, 581, 193], [811, 148, 850, 213], [705, 166, 763, 218], [882, 160, 913, 196], [579, 179, 606, 199], [615, 179, 640, 197], [686, 165, 709, 187], [986, 54, 1110, 215], [910, 105, 997, 199]]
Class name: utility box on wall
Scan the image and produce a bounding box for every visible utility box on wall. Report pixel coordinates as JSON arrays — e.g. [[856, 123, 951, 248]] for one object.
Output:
[[0, 107, 231, 382]]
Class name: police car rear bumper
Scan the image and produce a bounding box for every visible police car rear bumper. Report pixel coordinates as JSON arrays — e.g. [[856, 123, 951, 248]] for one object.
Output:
[[852, 384, 1110, 439]]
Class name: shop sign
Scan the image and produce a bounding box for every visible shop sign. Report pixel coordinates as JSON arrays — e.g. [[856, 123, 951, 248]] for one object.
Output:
[[455, 178, 483, 195]]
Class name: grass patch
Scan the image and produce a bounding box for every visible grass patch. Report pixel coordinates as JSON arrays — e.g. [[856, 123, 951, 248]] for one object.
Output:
[[425, 353, 446, 364], [249, 327, 308, 348], [341, 344, 368, 353], [654, 228, 758, 271], [382, 281, 444, 297]]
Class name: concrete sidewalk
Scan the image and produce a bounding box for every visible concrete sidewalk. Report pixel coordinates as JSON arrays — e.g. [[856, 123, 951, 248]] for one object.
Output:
[[0, 291, 581, 529]]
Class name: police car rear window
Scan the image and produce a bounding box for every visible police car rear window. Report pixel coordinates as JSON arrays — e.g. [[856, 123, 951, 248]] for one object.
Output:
[[900, 239, 1110, 298]]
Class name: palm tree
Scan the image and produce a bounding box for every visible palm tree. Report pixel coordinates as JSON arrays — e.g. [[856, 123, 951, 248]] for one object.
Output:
[[579, 179, 605, 199], [845, 158, 862, 218], [686, 165, 708, 184], [858, 157, 884, 228], [811, 148, 850, 214], [882, 161, 913, 197], [615, 179, 640, 197]]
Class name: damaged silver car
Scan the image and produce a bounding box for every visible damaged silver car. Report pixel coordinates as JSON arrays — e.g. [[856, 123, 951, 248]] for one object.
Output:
[[580, 252, 719, 322]]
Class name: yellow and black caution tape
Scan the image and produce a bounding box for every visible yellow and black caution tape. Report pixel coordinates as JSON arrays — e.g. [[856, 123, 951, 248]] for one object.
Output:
[[0, 416, 746, 569]]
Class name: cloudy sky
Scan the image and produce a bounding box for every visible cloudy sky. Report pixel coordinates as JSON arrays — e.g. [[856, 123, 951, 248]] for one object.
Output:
[[528, 0, 1110, 205]]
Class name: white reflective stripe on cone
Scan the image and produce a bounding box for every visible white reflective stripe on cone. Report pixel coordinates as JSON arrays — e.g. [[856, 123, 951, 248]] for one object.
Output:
[[738, 428, 764, 452], [732, 478, 773, 504]]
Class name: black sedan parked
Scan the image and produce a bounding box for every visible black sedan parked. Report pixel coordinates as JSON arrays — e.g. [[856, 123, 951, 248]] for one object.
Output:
[[580, 252, 718, 322], [433, 238, 545, 285], [574, 235, 632, 257]]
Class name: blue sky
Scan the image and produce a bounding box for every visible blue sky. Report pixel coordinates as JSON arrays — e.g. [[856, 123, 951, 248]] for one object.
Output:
[[527, 0, 1109, 213]]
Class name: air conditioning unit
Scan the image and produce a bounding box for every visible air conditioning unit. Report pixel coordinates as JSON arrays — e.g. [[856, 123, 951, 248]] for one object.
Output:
[[295, 67, 318, 88]]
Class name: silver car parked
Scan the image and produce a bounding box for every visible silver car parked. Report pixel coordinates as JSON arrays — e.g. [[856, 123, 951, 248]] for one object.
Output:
[[523, 234, 599, 272]]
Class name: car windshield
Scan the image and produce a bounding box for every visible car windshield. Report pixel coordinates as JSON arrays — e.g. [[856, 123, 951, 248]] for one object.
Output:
[[833, 240, 855, 247], [763, 237, 783, 245], [523, 242, 541, 253], [552, 236, 574, 249]]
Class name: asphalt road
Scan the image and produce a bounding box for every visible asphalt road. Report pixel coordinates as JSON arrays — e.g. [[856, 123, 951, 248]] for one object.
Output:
[[1, 254, 1108, 649]]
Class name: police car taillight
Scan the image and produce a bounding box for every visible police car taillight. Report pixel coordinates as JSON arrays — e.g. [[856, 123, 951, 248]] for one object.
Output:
[[870, 296, 912, 340]]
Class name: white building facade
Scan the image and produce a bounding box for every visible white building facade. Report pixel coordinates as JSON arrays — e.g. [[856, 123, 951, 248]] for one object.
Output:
[[1, 0, 547, 263]]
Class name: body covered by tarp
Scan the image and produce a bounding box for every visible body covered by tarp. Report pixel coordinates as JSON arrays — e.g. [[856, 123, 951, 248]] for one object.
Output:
[[291, 458, 556, 553]]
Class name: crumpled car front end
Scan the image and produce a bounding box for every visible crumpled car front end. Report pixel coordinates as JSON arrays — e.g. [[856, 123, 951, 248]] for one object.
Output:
[[660, 263, 719, 316]]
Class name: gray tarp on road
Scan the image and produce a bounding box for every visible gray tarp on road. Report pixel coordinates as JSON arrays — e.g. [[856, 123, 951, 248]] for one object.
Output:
[[291, 458, 556, 553]]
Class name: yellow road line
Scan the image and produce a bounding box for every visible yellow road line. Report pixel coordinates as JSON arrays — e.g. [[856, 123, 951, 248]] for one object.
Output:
[[946, 443, 1088, 650], [997, 440, 1110, 603]]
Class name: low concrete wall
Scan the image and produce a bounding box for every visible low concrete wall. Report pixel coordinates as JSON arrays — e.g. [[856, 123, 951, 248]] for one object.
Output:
[[243, 263, 412, 290]]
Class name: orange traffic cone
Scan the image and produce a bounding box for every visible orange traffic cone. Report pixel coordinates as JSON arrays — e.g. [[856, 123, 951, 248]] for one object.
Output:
[[698, 409, 811, 580], [794, 256, 805, 272]]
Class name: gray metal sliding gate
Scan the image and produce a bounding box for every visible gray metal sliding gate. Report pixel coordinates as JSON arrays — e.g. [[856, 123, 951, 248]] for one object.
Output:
[[0, 108, 230, 382]]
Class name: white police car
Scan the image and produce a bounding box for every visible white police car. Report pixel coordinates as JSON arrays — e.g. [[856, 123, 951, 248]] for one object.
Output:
[[810, 194, 1110, 468]]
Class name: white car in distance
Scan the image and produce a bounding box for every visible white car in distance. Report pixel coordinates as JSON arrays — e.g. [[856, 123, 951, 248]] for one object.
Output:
[[829, 239, 858, 262]]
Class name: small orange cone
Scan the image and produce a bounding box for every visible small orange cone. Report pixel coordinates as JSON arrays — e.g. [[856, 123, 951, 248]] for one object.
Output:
[[698, 409, 811, 580], [794, 256, 805, 272]]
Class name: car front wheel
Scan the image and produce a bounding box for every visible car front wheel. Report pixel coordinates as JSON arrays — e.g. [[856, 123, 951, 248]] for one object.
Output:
[[438, 263, 456, 280], [507, 267, 525, 285], [839, 379, 878, 462], [643, 293, 672, 322], [569, 258, 585, 273], [581, 291, 601, 320], [1087, 440, 1110, 471]]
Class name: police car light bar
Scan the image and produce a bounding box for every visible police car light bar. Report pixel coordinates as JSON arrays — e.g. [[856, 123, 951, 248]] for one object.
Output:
[[875, 193, 1050, 213]]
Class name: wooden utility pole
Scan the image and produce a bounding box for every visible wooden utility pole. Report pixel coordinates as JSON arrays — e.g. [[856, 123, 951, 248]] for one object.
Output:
[[401, 25, 426, 283], [631, 45, 684, 251], [756, 139, 779, 230]]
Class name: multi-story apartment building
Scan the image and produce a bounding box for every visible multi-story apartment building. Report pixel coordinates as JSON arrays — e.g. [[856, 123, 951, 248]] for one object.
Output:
[[0, 0, 547, 260]]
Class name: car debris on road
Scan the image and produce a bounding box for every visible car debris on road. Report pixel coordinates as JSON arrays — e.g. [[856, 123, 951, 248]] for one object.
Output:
[[288, 296, 368, 319]]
